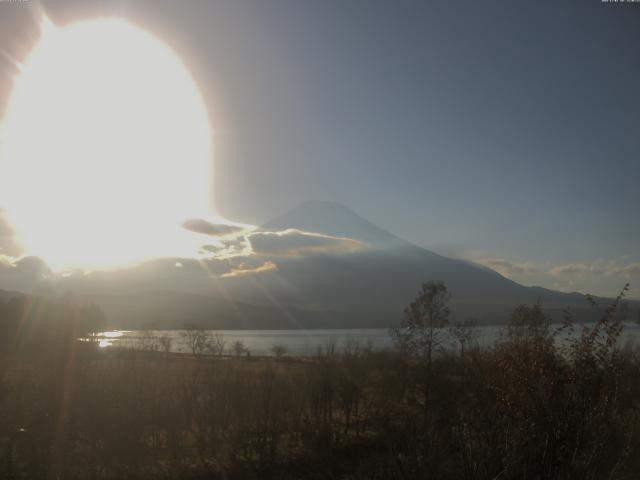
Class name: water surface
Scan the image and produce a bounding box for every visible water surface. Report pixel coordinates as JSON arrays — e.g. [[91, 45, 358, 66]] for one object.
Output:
[[93, 323, 640, 356]]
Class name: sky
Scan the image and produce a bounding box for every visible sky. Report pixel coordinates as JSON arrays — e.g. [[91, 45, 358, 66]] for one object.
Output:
[[0, 0, 639, 298]]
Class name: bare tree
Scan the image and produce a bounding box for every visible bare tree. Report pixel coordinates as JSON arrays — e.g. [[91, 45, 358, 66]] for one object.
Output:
[[506, 300, 550, 341], [232, 339, 246, 357], [158, 335, 172, 355], [207, 332, 226, 357], [391, 281, 450, 360], [271, 344, 288, 358], [181, 327, 211, 356], [449, 318, 480, 358], [390, 280, 450, 423]]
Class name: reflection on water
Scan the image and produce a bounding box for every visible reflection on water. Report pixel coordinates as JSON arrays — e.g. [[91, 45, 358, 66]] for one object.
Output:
[[88, 323, 640, 357], [93, 330, 126, 348], [102, 331, 126, 338]]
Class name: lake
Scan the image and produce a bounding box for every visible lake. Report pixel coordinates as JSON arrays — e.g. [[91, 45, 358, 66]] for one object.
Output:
[[93, 323, 640, 356]]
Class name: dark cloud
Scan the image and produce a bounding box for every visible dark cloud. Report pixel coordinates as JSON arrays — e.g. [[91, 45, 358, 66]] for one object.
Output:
[[0, 255, 50, 276], [13, 256, 51, 276], [247, 229, 364, 257], [182, 219, 244, 237], [0, 255, 51, 293]]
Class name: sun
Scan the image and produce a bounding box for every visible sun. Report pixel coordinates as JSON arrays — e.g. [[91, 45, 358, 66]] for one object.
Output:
[[0, 18, 217, 270]]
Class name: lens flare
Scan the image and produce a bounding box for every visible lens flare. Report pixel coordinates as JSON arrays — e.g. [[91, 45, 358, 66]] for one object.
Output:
[[0, 18, 217, 270]]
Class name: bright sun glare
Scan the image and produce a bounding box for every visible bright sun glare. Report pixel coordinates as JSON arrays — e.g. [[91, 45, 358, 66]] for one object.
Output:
[[0, 18, 217, 270]]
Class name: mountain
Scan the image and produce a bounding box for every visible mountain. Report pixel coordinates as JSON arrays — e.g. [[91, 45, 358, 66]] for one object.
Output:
[[16, 201, 633, 330], [218, 201, 623, 326], [264, 200, 406, 248], [84, 291, 359, 330]]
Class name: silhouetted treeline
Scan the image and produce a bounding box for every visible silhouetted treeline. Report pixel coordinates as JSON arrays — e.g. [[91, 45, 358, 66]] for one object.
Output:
[[0, 294, 105, 358], [0, 286, 639, 479]]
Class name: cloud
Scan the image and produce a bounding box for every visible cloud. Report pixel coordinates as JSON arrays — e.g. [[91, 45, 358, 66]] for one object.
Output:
[[475, 258, 538, 278], [0, 255, 51, 276], [607, 262, 640, 279], [247, 229, 364, 257], [549, 263, 594, 276], [549, 261, 640, 278], [0, 255, 51, 292], [549, 263, 590, 275], [182, 219, 245, 237], [200, 235, 252, 259], [221, 260, 278, 278]]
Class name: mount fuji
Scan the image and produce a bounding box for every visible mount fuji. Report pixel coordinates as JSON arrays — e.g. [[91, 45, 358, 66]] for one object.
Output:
[[213, 201, 610, 328], [3, 201, 626, 329]]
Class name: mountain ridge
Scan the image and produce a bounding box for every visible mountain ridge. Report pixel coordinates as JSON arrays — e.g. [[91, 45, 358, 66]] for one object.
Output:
[[263, 200, 409, 249], [1, 201, 635, 328]]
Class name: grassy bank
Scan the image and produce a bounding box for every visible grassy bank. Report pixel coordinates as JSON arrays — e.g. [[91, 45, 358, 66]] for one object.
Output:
[[1, 328, 640, 479], [1, 287, 640, 479]]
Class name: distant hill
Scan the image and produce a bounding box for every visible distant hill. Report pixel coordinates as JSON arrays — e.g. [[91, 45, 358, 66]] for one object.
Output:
[[6, 201, 635, 329], [85, 290, 362, 330], [0, 289, 21, 303]]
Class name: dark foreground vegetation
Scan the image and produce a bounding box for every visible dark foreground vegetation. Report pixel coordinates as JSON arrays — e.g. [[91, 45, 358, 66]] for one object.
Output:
[[1, 283, 639, 479]]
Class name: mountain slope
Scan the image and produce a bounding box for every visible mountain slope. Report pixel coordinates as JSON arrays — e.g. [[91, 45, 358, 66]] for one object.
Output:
[[264, 200, 407, 248], [33, 201, 633, 329], [222, 201, 621, 325], [86, 291, 360, 330]]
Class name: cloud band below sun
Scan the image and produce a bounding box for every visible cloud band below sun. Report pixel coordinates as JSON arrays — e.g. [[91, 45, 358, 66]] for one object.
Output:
[[221, 261, 278, 278]]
